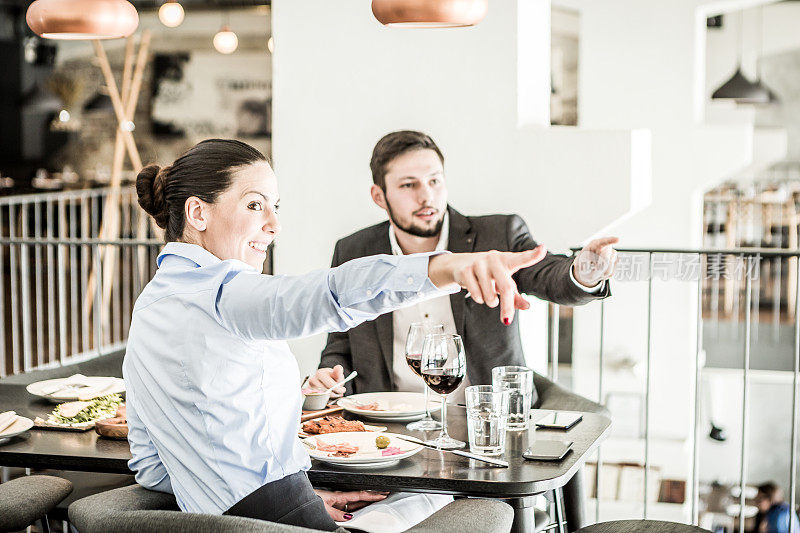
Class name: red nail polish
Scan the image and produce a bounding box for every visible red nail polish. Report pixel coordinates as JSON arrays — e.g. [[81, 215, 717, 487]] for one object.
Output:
[[503, 318, 510, 325], [344, 514, 353, 520]]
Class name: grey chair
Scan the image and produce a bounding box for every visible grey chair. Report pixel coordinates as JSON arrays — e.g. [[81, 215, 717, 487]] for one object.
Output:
[[534, 372, 608, 532], [0, 474, 73, 533], [69, 483, 515, 533], [576, 520, 711, 532]]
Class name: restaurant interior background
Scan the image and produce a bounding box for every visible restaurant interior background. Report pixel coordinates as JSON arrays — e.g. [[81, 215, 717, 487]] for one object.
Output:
[[2, 0, 800, 529]]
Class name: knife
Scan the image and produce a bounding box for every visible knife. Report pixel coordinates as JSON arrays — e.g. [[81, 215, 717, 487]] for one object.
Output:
[[393, 435, 509, 467]]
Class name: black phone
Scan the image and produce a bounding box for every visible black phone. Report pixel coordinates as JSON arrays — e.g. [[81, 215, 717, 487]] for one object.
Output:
[[535, 412, 583, 430], [522, 440, 573, 461]]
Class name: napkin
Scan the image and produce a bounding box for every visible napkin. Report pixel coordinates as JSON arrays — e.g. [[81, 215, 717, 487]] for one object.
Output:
[[39, 374, 90, 396], [335, 492, 453, 533], [0, 411, 18, 434], [76, 377, 118, 401]]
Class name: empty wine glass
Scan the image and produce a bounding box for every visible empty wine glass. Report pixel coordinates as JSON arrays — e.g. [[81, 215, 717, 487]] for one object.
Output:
[[405, 322, 444, 431], [421, 333, 466, 449]]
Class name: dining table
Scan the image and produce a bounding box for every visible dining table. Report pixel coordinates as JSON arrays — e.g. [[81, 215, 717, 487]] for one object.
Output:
[[0, 383, 611, 533]]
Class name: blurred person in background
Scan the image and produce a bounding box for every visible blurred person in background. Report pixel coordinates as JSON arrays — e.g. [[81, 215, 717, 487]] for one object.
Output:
[[756, 482, 800, 533]]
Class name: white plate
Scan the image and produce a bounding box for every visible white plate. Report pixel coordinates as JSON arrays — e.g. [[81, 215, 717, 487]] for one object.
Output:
[[304, 431, 423, 467], [338, 392, 440, 422], [0, 415, 34, 442], [26, 377, 125, 403]]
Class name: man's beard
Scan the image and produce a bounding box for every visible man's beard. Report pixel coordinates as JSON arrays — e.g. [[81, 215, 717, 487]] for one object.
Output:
[[386, 200, 445, 238]]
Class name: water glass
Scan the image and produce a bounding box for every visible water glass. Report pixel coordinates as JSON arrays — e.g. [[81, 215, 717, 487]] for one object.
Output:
[[491, 366, 533, 431], [465, 385, 510, 456]]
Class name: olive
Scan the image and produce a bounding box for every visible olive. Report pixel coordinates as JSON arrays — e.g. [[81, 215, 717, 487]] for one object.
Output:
[[375, 435, 390, 449]]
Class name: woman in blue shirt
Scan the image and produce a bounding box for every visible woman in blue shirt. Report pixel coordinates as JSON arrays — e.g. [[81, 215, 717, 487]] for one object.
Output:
[[124, 138, 545, 530]]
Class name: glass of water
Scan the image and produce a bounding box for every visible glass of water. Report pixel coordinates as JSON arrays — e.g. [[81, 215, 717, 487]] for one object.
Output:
[[491, 366, 533, 431], [465, 385, 510, 456]]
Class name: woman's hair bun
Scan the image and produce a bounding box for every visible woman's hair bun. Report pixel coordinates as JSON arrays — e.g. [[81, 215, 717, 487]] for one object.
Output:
[[136, 164, 169, 228]]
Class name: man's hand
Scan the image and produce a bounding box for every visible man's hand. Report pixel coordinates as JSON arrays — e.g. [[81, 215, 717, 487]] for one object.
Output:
[[428, 246, 547, 325], [308, 365, 346, 397], [573, 237, 619, 288], [314, 489, 389, 521]]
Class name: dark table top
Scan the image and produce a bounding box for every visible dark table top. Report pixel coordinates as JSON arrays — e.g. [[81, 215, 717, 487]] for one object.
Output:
[[0, 383, 611, 498]]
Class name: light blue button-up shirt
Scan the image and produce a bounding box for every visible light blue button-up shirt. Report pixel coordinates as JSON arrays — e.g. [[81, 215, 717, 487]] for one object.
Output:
[[123, 242, 454, 515]]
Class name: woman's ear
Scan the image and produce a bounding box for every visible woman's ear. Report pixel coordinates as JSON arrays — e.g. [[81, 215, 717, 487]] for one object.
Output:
[[185, 196, 208, 232]]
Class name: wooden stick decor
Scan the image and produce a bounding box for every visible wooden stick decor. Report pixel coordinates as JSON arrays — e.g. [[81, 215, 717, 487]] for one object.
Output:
[[84, 31, 151, 341]]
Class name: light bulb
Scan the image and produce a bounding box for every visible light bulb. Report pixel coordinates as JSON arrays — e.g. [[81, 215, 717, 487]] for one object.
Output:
[[158, 1, 184, 28], [267, 36, 274, 53], [58, 109, 70, 122], [213, 26, 238, 54]]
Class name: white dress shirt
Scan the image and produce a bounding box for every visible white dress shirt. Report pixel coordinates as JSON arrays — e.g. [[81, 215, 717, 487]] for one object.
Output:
[[123, 242, 455, 515]]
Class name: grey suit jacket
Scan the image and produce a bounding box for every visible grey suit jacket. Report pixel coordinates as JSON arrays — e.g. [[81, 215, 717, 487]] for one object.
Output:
[[319, 206, 610, 403]]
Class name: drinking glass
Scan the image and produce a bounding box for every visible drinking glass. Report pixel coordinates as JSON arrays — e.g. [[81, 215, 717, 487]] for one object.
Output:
[[465, 385, 510, 456], [406, 322, 445, 431], [421, 333, 466, 449], [492, 366, 533, 431]]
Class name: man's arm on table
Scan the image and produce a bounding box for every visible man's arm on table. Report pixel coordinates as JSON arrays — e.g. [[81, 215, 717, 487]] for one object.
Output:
[[507, 215, 610, 306]]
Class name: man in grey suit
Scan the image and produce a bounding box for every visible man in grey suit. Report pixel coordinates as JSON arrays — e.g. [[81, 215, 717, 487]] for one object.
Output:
[[309, 131, 618, 532], [309, 130, 617, 400]]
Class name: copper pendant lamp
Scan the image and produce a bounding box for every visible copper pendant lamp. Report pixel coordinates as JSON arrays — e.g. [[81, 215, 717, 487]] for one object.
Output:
[[27, 0, 139, 40], [372, 0, 488, 28]]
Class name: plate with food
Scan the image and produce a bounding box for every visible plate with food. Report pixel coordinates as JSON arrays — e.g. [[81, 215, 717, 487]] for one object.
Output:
[[337, 392, 440, 422], [0, 411, 34, 443], [27, 375, 125, 402], [303, 431, 423, 467], [33, 394, 124, 431], [300, 416, 385, 436]]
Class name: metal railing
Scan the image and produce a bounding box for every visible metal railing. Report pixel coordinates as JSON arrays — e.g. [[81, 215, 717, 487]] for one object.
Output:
[[0, 236, 162, 376], [0, 186, 160, 376], [553, 247, 800, 530]]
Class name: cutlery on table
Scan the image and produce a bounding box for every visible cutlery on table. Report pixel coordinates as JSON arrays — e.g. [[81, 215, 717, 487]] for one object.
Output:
[[322, 370, 358, 394], [393, 434, 509, 468], [0, 411, 18, 433]]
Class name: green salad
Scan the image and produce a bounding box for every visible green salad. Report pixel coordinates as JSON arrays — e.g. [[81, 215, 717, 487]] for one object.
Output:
[[50, 394, 123, 425]]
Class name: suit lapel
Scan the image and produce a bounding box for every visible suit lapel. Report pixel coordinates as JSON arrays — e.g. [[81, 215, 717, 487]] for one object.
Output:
[[446, 207, 475, 338], [370, 225, 396, 388]]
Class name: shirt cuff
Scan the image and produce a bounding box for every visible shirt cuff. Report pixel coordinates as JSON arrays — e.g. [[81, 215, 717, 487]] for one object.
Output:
[[569, 260, 605, 294], [402, 251, 460, 298]]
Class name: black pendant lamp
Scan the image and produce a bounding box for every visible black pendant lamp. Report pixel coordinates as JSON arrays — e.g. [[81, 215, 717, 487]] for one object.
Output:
[[711, 10, 770, 105]]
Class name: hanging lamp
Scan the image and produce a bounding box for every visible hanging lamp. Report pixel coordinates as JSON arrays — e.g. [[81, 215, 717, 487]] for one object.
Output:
[[711, 10, 769, 104], [372, 0, 488, 28], [158, 1, 185, 28], [26, 0, 138, 40], [213, 27, 238, 54]]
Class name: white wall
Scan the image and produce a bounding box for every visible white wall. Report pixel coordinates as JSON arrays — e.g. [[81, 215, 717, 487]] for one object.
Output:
[[272, 0, 649, 376]]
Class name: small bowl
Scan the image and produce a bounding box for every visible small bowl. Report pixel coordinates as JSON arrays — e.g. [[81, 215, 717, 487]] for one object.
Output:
[[302, 389, 331, 411]]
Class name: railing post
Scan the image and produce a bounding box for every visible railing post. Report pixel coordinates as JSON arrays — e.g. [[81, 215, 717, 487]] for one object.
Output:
[[691, 253, 704, 525], [550, 303, 560, 383], [46, 198, 56, 364], [9, 205, 19, 374], [0, 208, 5, 377], [791, 256, 800, 519], [644, 253, 653, 519], [595, 299, 605, 524], [93, 244, 103, 357], [739, 256, 752, 533]]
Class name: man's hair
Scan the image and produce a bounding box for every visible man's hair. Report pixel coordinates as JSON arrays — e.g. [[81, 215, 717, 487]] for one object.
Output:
[[370, 130, 444, 191], [757, 482, 781, 502]]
